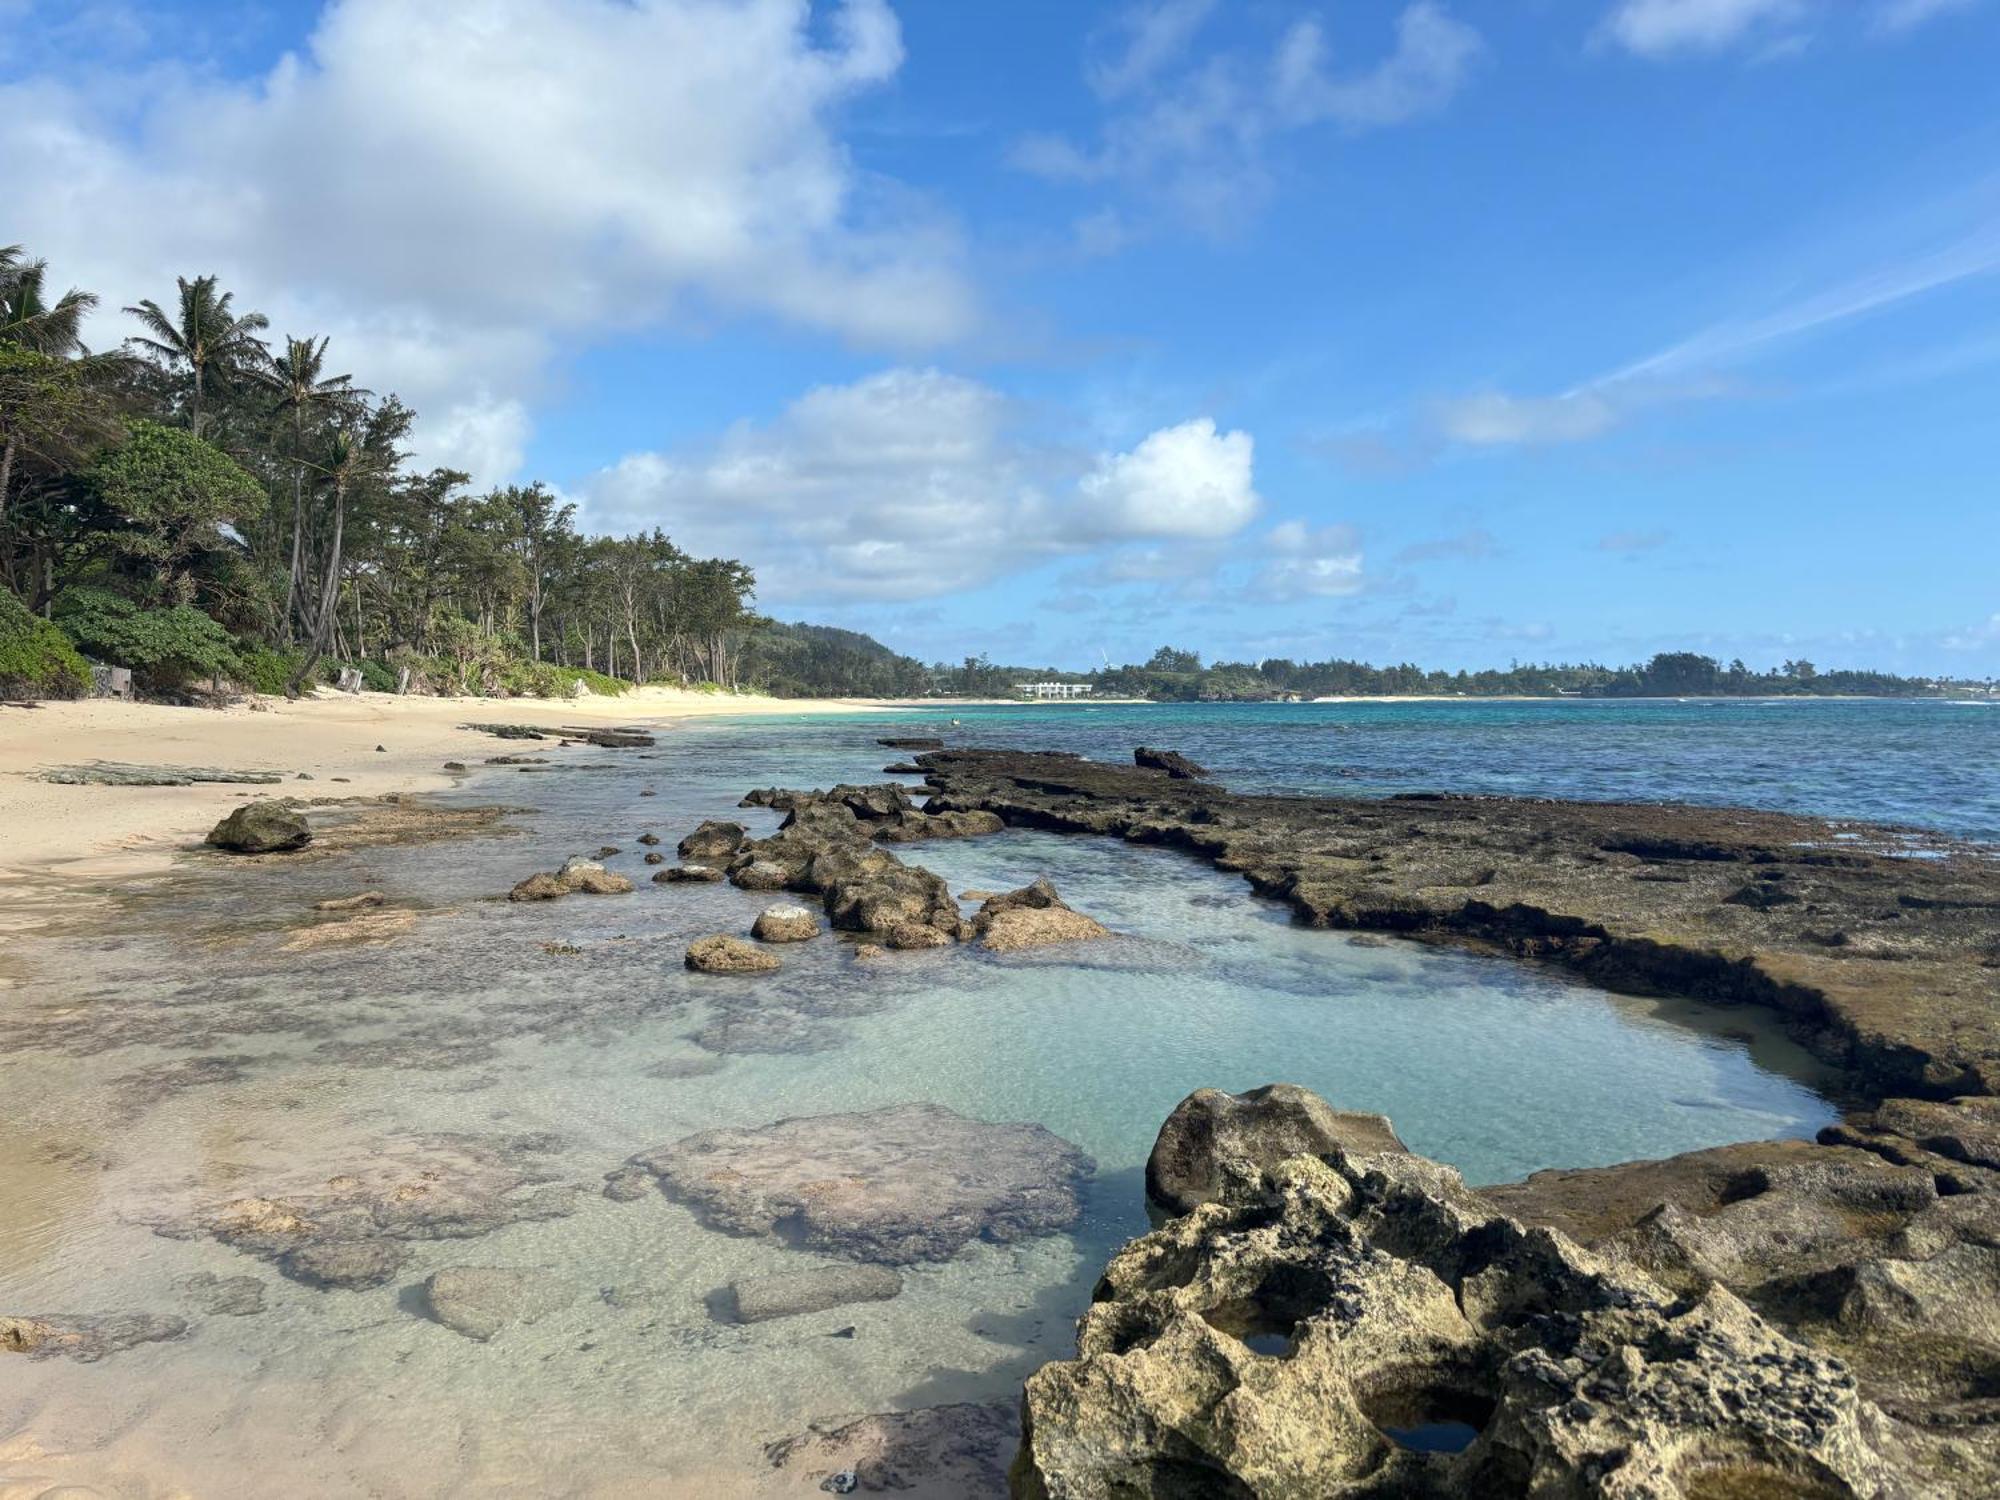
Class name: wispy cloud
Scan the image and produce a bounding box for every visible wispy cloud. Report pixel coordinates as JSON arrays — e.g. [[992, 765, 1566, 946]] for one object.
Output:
[[1598, 529, 1672, 553], [1599, 0, 1984, 58], [1013, 2, 1482, 235]]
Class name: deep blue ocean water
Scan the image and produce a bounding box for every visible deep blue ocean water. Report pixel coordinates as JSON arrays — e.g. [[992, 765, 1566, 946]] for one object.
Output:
[[820, 697, 2000, 843]]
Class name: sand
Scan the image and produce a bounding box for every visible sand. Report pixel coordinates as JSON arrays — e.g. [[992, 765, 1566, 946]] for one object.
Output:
[[0, 687, 902, 925]]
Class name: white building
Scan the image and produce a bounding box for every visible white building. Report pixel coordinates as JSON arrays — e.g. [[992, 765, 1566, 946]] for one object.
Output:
[[1016, 681, 1092, 699]]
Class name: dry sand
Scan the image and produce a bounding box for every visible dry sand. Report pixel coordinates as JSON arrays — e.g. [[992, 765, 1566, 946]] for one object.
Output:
[[0, 687, 900, 927]]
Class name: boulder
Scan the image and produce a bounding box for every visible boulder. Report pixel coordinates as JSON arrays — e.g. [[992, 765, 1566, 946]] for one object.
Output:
[[555, 856, 632, 895], [882, 761, 926, 775], [972, 879, 1110, 952], [637, 832, 661, 846], [886, 922, 952, 950], [1134, 745, 1210, 778], [657, 864, 725, 884], [509, 872, 567, 902], [872, 809, 1005, 843], [678, 820, 747, 860], [685, 935, 782, 975], [1146, 1083, 1407, 1215], [731, 859, 791, 891], [421, 1266, 573, 1341], [753, 904, 821, 943], [723, 1265, 902, 1323], [206, 800, 312, 853], [626, 1102, 1093, 1264]]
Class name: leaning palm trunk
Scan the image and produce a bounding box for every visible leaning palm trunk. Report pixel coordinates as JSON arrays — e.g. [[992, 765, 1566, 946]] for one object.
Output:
[[286, 478, 347, 695]]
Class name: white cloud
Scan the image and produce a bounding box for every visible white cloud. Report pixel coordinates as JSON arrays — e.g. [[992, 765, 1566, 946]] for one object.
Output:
[[1434, 390, 1622, 446], [580, 370, 1262, 606], [1258, 521, 1366, 600], [1076, 418, 1260, 540], [1014, 3, 1481, 233], [1941, 613, 2000, 651], [3, 0, 975, 487], [1601, 0, 1805, 57], [1600, 0, 1981, 56]]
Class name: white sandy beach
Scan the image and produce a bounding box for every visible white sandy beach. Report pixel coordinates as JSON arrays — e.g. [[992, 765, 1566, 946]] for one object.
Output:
[[0, 687, 907, 911]]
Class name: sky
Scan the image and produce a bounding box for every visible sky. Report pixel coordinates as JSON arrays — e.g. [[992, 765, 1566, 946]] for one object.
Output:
[[5, 0, 1998, 674]]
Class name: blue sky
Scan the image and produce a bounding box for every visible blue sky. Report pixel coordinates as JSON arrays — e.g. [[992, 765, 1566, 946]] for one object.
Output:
[[6, 0, 1998, 673]]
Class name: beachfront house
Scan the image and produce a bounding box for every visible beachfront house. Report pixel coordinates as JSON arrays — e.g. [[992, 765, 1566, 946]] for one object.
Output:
[[1015, 681, 1092, 700]]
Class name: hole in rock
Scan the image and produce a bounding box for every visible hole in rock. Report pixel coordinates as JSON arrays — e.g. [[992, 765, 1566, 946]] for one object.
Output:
[[1359, 1383, 1494, 1458]]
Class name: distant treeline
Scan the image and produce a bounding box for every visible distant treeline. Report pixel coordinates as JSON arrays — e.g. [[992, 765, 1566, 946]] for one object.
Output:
[[923, 647, 1989, 702]]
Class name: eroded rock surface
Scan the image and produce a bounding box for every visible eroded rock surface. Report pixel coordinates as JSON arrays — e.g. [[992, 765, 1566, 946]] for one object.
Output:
[[724, 1265, 902, 1324], [1, 1312, 189, 1361], [973, 879, 1111, 953], [752, 904, 821, 943], [685, 935, 782, 974], [421, 1266, 574, 1340], [623, 1103, 1094, 1264], [768, 1403, 1018, 1497], [1016, 1108, 1927, 1499], [1146, 1083, 1407, 1215]]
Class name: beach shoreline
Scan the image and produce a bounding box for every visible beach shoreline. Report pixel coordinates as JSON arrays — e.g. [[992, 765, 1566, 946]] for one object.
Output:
[[0, 687, 951, 923]]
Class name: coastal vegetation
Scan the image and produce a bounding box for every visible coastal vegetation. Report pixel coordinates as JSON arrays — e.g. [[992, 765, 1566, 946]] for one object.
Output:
[[3, 246, 1987, 705]]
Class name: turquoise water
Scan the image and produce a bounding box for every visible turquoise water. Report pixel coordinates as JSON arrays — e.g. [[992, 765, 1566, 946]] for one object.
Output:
[[0, 702, 1924, 1495]]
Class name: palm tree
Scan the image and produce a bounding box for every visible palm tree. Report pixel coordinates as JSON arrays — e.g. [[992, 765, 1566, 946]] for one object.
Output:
[[0, 246, 98, 356], [271, 335, 366, 636], [123, 274, 271, 439]]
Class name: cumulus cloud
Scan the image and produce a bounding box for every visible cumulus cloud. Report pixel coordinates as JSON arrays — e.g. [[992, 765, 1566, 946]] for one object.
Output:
[[1941, 613, 2000, 650], [3, 0, 975, 486], [579, 369, 1262, 606], [1075, 418, 1260, 540], [1014, 2, 1481, 233]]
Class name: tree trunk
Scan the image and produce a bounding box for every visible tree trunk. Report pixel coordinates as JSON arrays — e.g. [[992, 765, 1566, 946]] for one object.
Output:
[[287, 479, 347, 695], [0, 431, 16, 525]]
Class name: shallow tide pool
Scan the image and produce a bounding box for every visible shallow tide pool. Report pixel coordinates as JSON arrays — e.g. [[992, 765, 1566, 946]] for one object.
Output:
[[0, 716, 1840, 1496]]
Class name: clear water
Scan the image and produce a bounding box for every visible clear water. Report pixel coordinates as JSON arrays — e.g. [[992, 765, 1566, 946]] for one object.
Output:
[[0, 701, 1948, 1496]]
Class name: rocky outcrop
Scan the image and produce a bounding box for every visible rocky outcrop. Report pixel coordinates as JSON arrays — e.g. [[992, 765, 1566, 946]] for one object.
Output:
[[685, 934, 782, 974], [206, 800, 312, 853], [879, 736, 945, 750], [723, 1265, 902, 1323], [873, 808, 1006, 843], [1134, 746, 1209, 779], [421, 1266, 573, 1340], [918, 748, 2000, 1099], [972, 879, 1111, 952], [657, 863, 724, 884], [622, 1103, 1094, 1264], [752, 904, 821, 943], [509, 856, 633, 900], [1146, 1083, 1407, 1215], [678, 820, 746, 860], [46, 761, 283, 786], [1015, 1092, 1925, 1500]]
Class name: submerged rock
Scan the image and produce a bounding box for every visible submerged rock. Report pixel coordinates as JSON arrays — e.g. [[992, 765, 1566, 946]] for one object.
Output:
[[421, 1266, 573, 1341], [877, 736, 944, 750], [206, 800, 312, 853], [626, 1102, 1093, 1264], [723, 1265, 902, 1324], [972, 879, 1110, 952], [685, 935, 782, 974], [1016, 1088, 1910, 1499], [1146, 1083, 1407, 1215], [279, 1238, 409, 1290], [752, 904, 821, 943], [1, 1312, 189, 1361], [767, 1403, 1018, 1496], [173, 1272, 267, 1317], [314, 890, 384, 912]]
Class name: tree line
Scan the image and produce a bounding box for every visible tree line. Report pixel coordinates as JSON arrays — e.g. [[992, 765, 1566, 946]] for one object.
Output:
[[1, 247, 758, 699]]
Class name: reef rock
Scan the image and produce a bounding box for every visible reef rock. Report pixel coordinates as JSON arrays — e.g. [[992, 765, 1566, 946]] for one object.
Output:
[[753, 904, 821, 943], [658, 863, 725, 884], [1134, 746, 1209, 779], [1, 1312, 188, 1361], [685, 935, 782, 974], [1146, 1083, 1408, 1215], [206, 800, 312, 853], [625, 1102, 1093, 1264], [281, 1238, 409, 1290], [509, 856, 632, 900], [724, 1265, 903, 1324], [972, 879, 1110, 952], [421, 1266, 573, 1341], [768, 1403, 1018, 1496], [1015, 1098, 1912, 1500], [678, 820, 747, 860]]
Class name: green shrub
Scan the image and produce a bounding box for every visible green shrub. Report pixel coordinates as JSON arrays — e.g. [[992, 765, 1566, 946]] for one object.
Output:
[[497, 657, 570, 699], [234, 642, 314, 695], [571, 668, 630, 697], [55, 586, 243, 693], [0, 588, 91, 699], [354, 658, 399, 694]]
